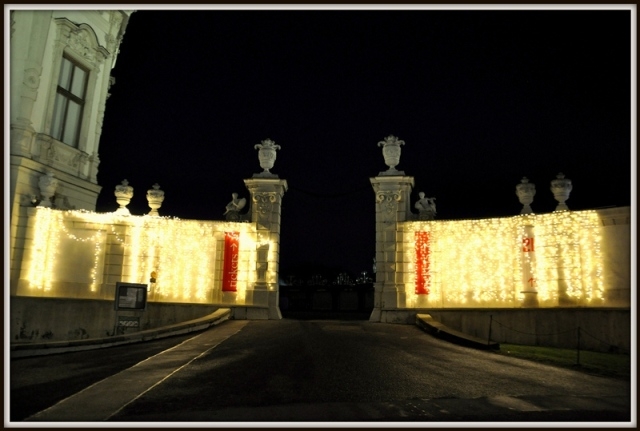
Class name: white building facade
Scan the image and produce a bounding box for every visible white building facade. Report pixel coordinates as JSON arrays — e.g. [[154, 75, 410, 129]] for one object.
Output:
[[9, 9, 134, 294]]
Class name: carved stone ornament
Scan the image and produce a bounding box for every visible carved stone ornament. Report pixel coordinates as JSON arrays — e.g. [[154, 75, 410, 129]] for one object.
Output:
[[46, 141, 57, 163], [114, 179, 133, 215], [67, 28, 96, 62], [550, 172, 572, 211], [109, 10, 124, 26], [253, 192, 277, 217], [71, 152, 82, 168], [105, 34, 117, 48], [415, 192, 437, 220], [57, 20, 109, 66], [146, 183, 165, 217], [254, 139, 281, 178], [56, 195, 76, 211], [224, 192, 247, 221], [23, 68, 41, 90], [376, 190, 402, 218], [377, 135, 405, 175], [516, 177, 536, 215], [89, 153, 100, 183], [37, 172, 59, 208]]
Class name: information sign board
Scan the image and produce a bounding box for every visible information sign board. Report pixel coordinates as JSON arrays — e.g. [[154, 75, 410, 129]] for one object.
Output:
[[114, 282, 148, 310]]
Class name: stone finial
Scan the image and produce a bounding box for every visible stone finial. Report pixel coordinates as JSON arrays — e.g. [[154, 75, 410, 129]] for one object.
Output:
[[114, 179, 133, 215], [516, 177, 536, 214], [550, 172, 572, 211], [146, 183, 165, 217], [37, 172, 58, 208], [377, 135, 405, 175], [254, 138, 281, 178]]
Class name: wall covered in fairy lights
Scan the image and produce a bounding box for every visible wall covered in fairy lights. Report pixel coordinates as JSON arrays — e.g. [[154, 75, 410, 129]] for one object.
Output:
[[17, 208, 262, 305], [15, 207, 629, 312], [401, 210, 608, 309]]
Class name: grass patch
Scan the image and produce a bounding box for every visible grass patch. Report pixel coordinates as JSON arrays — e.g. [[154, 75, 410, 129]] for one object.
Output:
[[496, 343, 631, 380]]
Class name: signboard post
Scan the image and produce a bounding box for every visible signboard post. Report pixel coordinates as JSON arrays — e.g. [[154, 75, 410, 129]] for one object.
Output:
[[114, 282, 148, 335]]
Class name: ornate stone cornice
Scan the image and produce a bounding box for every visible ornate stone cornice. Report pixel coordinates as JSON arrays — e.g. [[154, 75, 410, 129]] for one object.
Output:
[[56, 18, 110, 65]]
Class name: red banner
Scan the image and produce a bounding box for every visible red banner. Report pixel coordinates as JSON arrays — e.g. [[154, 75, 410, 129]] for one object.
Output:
[[522, 237, 535, 252], [415, 231, 431, 295], [222, 232, 239, 292]]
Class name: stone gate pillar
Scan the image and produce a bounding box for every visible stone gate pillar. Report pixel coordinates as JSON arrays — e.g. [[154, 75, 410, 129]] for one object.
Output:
[[370, 175, 414, 322], [243, 177, 288, 319]]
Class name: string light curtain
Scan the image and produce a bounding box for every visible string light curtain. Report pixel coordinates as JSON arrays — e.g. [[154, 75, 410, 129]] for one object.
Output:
[[403, 211, 604, 308], [24, 208, 257, 304]]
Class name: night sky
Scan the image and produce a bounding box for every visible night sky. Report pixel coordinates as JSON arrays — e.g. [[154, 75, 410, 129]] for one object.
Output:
[[94, 7, 632, 279]]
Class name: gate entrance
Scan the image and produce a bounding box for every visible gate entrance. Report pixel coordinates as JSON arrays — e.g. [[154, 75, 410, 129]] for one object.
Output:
[[279, 282, 374, 320], [277, 183, 375, 320]]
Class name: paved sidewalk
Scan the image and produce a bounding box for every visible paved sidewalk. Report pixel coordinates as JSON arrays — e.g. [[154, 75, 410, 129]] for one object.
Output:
[[24, 320, 248, 422]]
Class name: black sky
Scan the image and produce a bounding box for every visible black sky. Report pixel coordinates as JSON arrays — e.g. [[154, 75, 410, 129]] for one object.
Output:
[[94, 7, 633, 278]]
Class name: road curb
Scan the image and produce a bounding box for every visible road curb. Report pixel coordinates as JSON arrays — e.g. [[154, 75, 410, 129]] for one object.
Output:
[[416, 313, 499, 350], [10, 308, 231, 359]]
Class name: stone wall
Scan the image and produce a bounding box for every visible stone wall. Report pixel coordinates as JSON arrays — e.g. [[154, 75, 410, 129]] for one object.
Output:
[[14, 208, 257, 304], [9, 176, 289, 345], [10, 296, 222, 343], [403, 308, 630, 353], [400, 207, 631, 309], [598, 206, 632, 306], [369, 171, 631, 319]]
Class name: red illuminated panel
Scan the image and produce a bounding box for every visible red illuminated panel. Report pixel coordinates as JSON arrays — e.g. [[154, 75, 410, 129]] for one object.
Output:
[[222, 232, 239, 292], [415, 231, 430, 295]]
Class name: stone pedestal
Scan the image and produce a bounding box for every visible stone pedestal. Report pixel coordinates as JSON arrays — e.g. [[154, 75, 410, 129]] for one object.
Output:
[[370, 175, 414, 321], [244, 177, 288, 319]]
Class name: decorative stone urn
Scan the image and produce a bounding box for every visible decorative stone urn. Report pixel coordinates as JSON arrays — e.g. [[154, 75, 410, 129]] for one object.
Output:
[[377, 135, 405, 175], [146, 183, 165, 217], [516, 177, 536, 215], [37, 172, 58, 208], [114, 179, 133, 215], [254, 138, 281, 177], [550, 172, 572, 211]]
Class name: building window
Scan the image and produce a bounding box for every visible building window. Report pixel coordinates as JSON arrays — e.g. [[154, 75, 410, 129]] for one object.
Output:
[[51, 55, 88, 148]]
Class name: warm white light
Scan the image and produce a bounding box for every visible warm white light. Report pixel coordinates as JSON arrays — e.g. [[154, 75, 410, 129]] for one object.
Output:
[[23, 208, 605, 308], [24, 209, 258, 304], [404, 210, 604, 308]]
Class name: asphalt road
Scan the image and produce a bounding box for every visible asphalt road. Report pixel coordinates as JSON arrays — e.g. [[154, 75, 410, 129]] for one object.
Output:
[[10, 319, 632, 424]]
